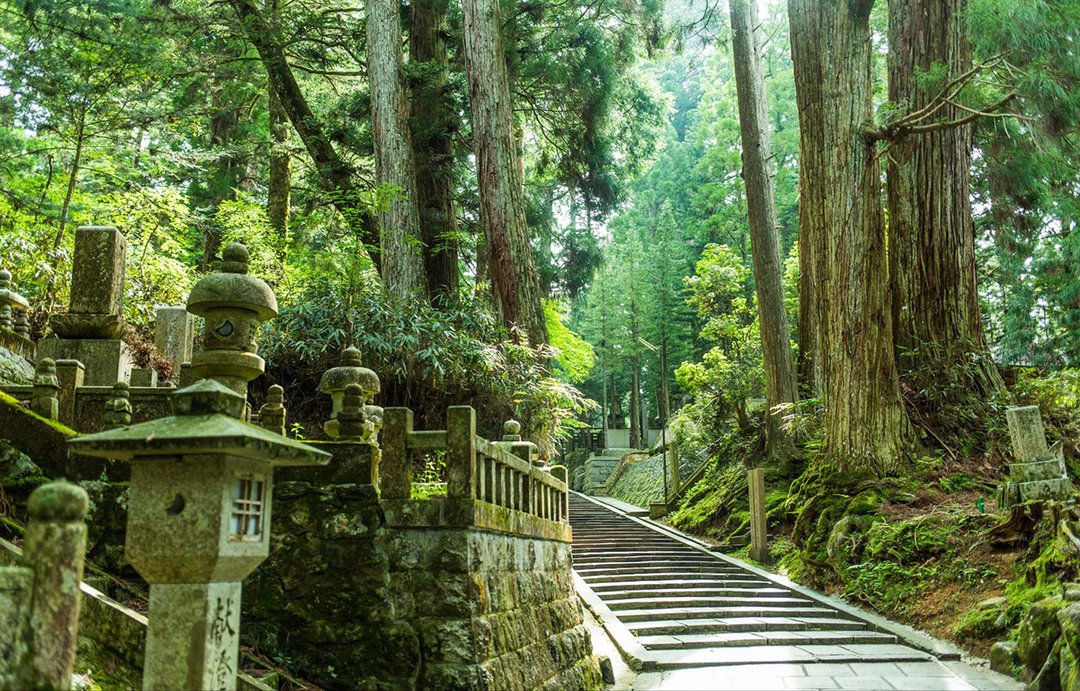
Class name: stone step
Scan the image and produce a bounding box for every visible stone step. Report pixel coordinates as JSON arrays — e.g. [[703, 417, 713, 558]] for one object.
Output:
[[590, 585, 793, 599], [616, 605, 840, 623], [606, 595, 817, 611], [573, 551, 709, 561], [573, 557, 722, 569], [575, 564, 751, 577], [626, 616, 868, 636], [637, 629, 899, 650], [645, 643, 932, 668], [579, 571, 766, 585], [1009, 459, 1065, 482]]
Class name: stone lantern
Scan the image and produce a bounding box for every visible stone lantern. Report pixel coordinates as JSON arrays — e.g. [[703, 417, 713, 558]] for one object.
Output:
[[69, 378, 330, 690], [496, 419, 542, 466], [319, 346, 380, 441], [186, 243, 278, 396]]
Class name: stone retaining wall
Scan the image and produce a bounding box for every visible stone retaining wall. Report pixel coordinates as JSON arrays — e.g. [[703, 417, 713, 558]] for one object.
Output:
[[384, 524, 601, 690]]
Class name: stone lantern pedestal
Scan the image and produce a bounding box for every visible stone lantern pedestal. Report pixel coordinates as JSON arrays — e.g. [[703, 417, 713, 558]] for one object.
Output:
[[69, 379, 330, 690]]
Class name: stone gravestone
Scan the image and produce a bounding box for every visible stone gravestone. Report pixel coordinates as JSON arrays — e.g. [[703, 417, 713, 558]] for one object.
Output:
[[1002, 405, 1075, 505], [37, 226, 133, 385], [154, 305, 194, 378]]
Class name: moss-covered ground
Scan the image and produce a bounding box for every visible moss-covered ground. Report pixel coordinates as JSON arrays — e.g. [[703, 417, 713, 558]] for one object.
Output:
[[659, 415, 1079, 662]]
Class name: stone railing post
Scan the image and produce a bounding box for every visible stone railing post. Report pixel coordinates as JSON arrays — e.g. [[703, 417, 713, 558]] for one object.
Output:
[[550, 465, 569, 522], [748, 468, 768, 563], [446, 406, 476, 500], [30, 358, 60, 420], [0, 480, 89, 690], [382, 408, 414, 499], [54, 359, 85, 428]]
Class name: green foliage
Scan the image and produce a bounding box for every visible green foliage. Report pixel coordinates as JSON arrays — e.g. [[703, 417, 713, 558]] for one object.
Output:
[[544, 300, 595, 384]]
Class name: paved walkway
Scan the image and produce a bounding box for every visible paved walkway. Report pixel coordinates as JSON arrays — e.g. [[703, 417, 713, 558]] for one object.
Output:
[[570, 492, 1022, 691]]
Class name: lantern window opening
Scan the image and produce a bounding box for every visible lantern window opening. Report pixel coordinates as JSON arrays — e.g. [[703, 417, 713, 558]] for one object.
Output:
[[230, 475, 265, 540]]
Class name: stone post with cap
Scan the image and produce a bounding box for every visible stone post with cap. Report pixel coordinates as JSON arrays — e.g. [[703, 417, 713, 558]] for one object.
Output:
[[68, 242, 330, 691], [30, 358, 61, 420], [0, 268, 34, 359], [0, 480, 90, 689]]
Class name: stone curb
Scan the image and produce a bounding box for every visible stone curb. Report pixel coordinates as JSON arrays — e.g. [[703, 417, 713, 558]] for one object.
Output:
[[570, 491, 964, 663]]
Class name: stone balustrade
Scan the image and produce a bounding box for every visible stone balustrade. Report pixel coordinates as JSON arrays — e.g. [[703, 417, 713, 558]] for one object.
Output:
[[0, 268, 34, 361], [382, 405, 571, 541]]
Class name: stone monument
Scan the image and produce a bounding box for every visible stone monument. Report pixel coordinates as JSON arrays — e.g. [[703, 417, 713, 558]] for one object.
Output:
[[68, 242, 330, 691], [1001, 405, 1075, 506], [154, 305, 194, 377], [495, 419, 541, 466], [29, 358, 60, 420], [37, 226, 133, 385]]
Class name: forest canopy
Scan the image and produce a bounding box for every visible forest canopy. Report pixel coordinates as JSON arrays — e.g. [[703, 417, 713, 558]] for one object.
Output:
[[0, 0, 1078, 469]]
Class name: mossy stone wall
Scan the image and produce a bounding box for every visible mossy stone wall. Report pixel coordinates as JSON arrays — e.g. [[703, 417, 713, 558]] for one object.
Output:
[[384, 526, 602, 690]]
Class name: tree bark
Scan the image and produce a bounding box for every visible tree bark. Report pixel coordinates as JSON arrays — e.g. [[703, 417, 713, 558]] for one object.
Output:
[[367, 0, 425, 296], [265, 0, 290, 262], [196, 97, 243, 270], [788, 0, 911, 475], [54, 106, 86, 250], [630, 361, 641, 449], [886, 0, 1001, 390], [227, 0, 380, 265], [460, 0, 549, 345], [730, 0, 798, 455], [410, 0, 460, 302]]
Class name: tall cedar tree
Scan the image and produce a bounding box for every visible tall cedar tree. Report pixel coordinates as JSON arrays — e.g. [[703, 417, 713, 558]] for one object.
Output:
[[729, 0, 798, 455], [366, 0, 425, 295], [788, 0, 911, 474], [460, 0, 549, 345], [410, 0, 460, 301], [227, 0, 380, 265], [886, 0, 1000, 392]]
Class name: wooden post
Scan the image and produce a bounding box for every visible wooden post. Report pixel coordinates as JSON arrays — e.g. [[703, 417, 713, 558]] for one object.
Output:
[[748, 468, 768, 562], [446, 406, 477, 500], [381, 407, 414, 499]]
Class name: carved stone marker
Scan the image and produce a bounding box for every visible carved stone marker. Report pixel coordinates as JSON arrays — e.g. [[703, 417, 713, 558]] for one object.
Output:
[[38, 226, 133, 385], [748, 467, 768, 563], [258, 384, 286, 436], [0, 481, 89, 690], [1003, 405, 1075, 505], [154, 305, 194, 376]]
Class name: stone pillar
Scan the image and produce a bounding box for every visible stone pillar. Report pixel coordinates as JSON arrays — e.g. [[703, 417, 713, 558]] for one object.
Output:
[[154, 306, 194, 377], [382, 408, 414, 499], [30, 358, 60, 420], [39, 226, 133, 385], [669, 437, 681, 498], [0, 481, 89, 690], [143, 581, 242, 690], [1007, 406, 1048, 462], [53, 359, 85, 428], [748, 468, 768, 563], [446, 406, 476, 501]]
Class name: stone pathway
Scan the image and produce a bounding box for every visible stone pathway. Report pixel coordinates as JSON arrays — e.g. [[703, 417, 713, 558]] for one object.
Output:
[[569, 492, 1022, 690]]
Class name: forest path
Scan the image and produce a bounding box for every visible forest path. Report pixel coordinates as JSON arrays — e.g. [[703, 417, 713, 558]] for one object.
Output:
[[569, 492, 1022, 690]]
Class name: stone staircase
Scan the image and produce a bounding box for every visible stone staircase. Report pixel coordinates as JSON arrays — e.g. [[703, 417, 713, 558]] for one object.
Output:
[[569, 492, 941, 670]]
